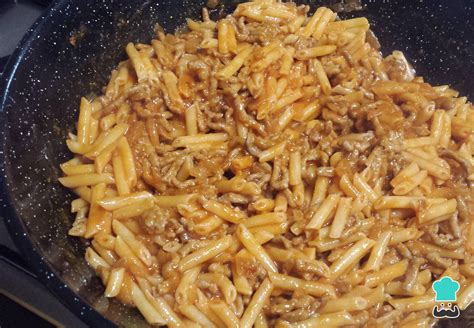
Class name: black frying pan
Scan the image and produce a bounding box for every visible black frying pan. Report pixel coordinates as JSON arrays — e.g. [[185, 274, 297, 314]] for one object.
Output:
[[1, 0, 473, 327]]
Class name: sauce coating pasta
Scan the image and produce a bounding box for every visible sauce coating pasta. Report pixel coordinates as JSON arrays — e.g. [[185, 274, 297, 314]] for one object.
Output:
[[60, 1, 474, 327]]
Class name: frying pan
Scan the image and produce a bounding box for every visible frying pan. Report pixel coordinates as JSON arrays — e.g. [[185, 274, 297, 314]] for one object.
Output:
[[0, 0, 473, 327]]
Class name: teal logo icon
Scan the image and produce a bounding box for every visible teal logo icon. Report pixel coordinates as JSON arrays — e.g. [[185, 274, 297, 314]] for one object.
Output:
[[432, 276, 460, 302], [432, 276, 461, 319]]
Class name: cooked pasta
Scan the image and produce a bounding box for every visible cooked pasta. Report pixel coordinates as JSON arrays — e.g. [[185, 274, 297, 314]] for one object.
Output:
[[59, 1, 474, 326]]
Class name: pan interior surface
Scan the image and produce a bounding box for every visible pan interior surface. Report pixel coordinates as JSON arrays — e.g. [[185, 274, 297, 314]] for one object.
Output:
[[0, 0, 472, 326]]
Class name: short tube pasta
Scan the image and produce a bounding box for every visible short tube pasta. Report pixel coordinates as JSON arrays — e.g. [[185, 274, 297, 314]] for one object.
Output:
[[291, 311, 354, 328], [364, 231, 392, 271], [306, 194, 340, 229], [105, 267, 125, 297], [178, 305, 217, 328], [237, 224, 278, 273], [199, 273, 237, 304], [289, 151, 302, 186], [329, 238, 376, 281], [175, 265, 201, 305], [329, 197, 352, 238], [240, 279, 273, 328], [203, 199, 247, 224], [365, 260, 409, 288], [179, 236, 233, 271], [130, 282, 167, 325], [269, 272, 336, 297], [319, 296, 368, 313]]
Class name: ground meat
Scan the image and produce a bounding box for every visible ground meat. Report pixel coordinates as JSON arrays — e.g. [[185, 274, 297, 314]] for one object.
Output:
[[270, 295, 320, 322]]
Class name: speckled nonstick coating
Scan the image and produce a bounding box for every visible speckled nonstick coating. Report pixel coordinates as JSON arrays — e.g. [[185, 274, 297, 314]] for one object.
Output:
[[0, 0, 472, 327]]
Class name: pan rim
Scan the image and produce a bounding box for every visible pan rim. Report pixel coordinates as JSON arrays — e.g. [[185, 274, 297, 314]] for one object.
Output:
[[0, 0, 116, 327]]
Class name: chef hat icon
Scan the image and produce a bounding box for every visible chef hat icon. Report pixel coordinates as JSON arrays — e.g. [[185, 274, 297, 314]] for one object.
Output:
[[432, 276, 460, 302]]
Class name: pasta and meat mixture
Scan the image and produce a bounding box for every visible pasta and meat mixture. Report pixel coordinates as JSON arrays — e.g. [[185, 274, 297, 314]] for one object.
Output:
[[59, 1, 474, 327]]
